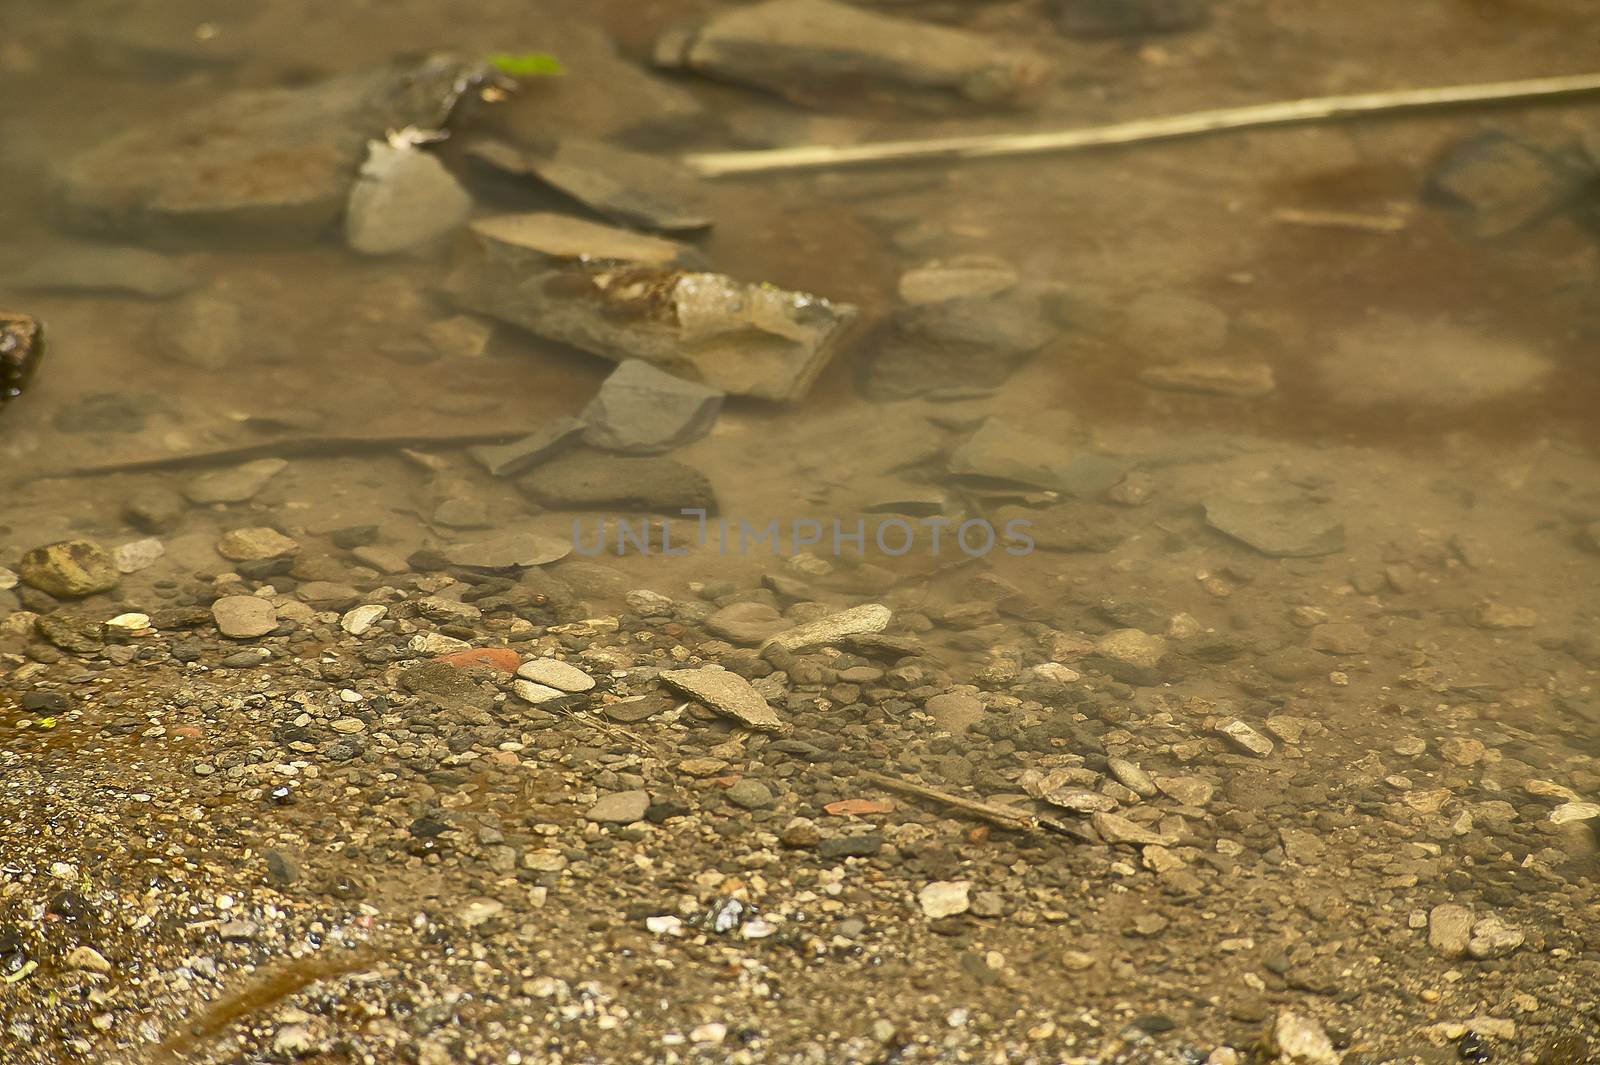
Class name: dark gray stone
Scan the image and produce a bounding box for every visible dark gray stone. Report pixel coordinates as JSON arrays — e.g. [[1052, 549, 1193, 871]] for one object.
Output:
[[582, 360, 723, 455]]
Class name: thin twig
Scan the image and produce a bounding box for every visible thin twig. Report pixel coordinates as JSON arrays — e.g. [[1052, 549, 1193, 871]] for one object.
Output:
[[860, 770, 1070, 835], [683, 71, 1600, 177]]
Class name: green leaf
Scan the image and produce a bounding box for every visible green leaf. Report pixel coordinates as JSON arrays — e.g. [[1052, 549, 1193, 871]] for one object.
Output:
[[487, 52, 565, 78]]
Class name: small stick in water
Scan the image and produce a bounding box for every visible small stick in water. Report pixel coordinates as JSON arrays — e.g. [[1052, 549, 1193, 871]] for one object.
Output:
[[860, 770, 1074, 836], [683, 71, 1600, 177]]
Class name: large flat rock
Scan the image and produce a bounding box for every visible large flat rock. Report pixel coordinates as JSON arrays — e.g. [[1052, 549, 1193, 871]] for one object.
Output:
[[655, 0, 1043, 110], [445, 212, 857, 403], [52, 55, 488, 242]]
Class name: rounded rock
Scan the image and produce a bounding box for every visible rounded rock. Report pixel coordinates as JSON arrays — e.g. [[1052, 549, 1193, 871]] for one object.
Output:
[[18, 540, 121, 598], [212, 595, 278, 639]]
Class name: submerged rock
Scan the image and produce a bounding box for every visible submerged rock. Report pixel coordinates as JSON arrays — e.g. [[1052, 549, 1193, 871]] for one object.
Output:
[[897, 255, 1018, 306], [519, 450, 716, 512], [1, 312, 45, 405], [655, 0, 1043, 110], [861, 291, 1052, 400], [53, 54, 492, 242], [468, 137, 711, 233], [345, 141, 473, 255], [184, 458, 289, 505], [1425, 131, 1589, 238], [1318, 314, 1551, 408], [446, 212, 856, 402], [440, 532, 571, 569], [662, 667, 786, 731], [949, 418, 1121, 496], [582, 360, 723, 454], [1205, 497, 1345, 558], [158, 290, 244, 369], [6, 243, 195, 298], [1054, 0, 1210, 37], [18, 540, 120, 598], [468, 417, 583, 477], [212, 595, 277, 639], [763, 603, 891, 653]]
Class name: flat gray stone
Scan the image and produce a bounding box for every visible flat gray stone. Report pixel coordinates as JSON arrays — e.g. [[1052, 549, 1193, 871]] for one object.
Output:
[[53, 55, 489, 242], [184, 459, 288, 505], [516, 658, 595, 692], [924, 692, 983, 734], [441, 532, 571, 569], [212, 595, 277, 638], [656, 0, 1042, 108], [724, 779, 774, 809], [468, 137, 712, 233], [705, 602, 788, 645], [1205, 497, 1346, 558], [582, 360, 723, 454], [512, 680, 566, 705], [587, 789, 650, 824], [468, 417, 583, 477], [949, 418, 1122, 496], [763, 603, 891, 653], [662, 667, 785, 732], [445, 212, 856, 403], [520, 451, 716, 513], [1091, 811, 1175, 846]]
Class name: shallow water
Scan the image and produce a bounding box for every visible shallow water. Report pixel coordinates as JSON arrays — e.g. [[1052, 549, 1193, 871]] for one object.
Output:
[[3, 1, 1600, 1063]]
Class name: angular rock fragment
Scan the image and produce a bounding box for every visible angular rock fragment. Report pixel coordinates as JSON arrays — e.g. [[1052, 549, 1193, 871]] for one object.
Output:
[[949, 418, 1121, 496], [345, 141, 473, 255], [468, 137, 712, 233], [1425, 131, 1589, 238], [655, 0, 1043, 110], [1204, 497, 1345, 558], [217, 527, 300, 562], [582, 360, 723, 454], [52, 55, 492, 242], [184, 459, 288, 505], [520, 451, 716, 513], [212, 595, 277, 639], [516, 659, 595, 693], [1267, 1011, 1340, 1065], [446, 212, 857, 402], [763, 603, 891, 653], [862, 292, 1052, 400], [662, 667, 786, 732], [917, 881, 971, 918], [468, 417, 583, 478], [1215, 719, 1273, 757]]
